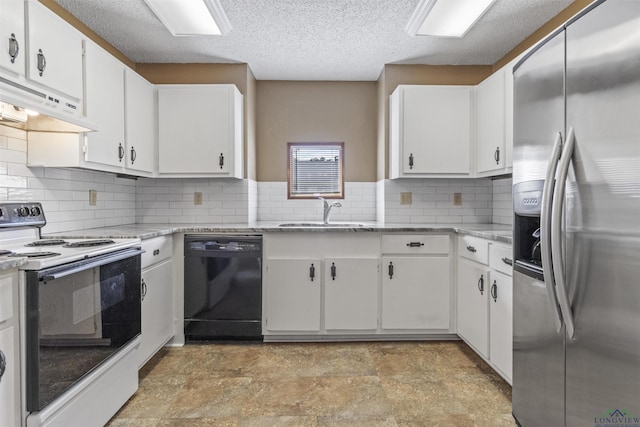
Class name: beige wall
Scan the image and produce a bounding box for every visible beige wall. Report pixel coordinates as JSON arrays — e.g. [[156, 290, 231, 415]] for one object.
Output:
[[256, 81, 377, 182]]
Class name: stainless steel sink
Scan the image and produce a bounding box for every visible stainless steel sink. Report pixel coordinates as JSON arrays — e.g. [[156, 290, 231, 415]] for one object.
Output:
[[278, 222, 366, 227]]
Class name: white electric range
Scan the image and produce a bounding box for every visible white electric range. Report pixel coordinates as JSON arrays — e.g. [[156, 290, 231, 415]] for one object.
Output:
[[0, 202, 143, 427]]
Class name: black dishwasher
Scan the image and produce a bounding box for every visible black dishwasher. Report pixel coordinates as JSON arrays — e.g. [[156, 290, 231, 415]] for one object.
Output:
[[184, 235, 262, 340]]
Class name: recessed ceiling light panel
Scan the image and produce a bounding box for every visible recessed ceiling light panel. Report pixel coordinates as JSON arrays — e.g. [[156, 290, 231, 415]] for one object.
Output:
[[406, 0, 497, 38], [144, 0, 232, 36]]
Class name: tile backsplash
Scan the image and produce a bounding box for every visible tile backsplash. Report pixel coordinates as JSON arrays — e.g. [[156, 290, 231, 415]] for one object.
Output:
[[1, 126, 136, 233], [2, 126, 514, 230]]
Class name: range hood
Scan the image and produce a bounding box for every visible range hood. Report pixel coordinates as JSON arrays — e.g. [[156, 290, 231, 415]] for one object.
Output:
[[0, 75, 95, 133]]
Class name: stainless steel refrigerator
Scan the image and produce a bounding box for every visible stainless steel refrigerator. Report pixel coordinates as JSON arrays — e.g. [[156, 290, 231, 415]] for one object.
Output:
[[512, 0, 640, 426]]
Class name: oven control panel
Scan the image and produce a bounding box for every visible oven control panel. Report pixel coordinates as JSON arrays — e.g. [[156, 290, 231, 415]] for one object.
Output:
[[0, 203, 46, 228]]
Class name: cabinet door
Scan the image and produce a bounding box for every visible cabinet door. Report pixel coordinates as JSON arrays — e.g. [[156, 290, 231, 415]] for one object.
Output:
[[125, 69, 155, 174], [26, 0, 83, 100], [489, 270, 512, 382], [381, 256, 450, 330], [139, 259, 174, 368], [0, 0, 25, 76], [265, 258, 321, 332], [476, 70, 506, 174], [324, 258, 378, 331], [158, 85, 242, 176], [457, 259, 489, 356], [84, 41, 125, 168], [394, 86, 472, 176], [0, 327, 18, 427]]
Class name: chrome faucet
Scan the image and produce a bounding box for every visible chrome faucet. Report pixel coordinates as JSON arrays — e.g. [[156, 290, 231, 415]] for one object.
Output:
[[319, 197, 342, 224]]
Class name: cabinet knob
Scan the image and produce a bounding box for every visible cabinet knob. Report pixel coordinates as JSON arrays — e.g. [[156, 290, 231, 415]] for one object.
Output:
[[9, 33, 19, 64], [37, 49, 46, 76]]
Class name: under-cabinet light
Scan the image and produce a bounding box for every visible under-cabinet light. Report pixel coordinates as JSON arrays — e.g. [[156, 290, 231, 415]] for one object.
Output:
[[406, 0, 497, 38], [144, 0, 232, 36]]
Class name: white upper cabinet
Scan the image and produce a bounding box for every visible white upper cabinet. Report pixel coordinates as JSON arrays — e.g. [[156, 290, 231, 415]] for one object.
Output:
[[0, 0, 25, 76], [389, 85, 473, 178], [124, 69, 155, 175], [84, 40, 125, 169], [25, 0, 84, 101], [158, 84, 243, 178], [476, 70, 506, 175]]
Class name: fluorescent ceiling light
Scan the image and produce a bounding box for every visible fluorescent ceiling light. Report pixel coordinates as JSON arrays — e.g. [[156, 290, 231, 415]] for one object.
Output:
[[144, 0, 232, 36], [406, 0, 497, 38]]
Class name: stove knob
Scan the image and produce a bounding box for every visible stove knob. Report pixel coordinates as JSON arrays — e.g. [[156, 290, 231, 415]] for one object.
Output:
[[31, 206, 41, 216], [18, 206, 30, 217]]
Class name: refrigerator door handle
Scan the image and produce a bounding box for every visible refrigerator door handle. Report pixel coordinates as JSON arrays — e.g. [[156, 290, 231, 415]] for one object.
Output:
[[551, 126, 577, 340], [541, 131, 564, 333]]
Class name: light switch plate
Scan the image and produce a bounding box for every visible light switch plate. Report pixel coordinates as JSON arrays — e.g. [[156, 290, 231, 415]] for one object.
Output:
[[194, 192, 203, 205], [89, 190, 97, 206], [400, 192, 412, 205], [453, 193, 462, 206]]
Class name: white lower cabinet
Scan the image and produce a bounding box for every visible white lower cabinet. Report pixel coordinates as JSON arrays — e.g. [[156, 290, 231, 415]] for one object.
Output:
[[0, 270, 19, 427], [264, 258, 322, 332], [324, 258, 378, 331], [139, 236, 174, 368], [381, 256, 450, 330], [457, 258, 490, 355], [456, 236, 513, 383]]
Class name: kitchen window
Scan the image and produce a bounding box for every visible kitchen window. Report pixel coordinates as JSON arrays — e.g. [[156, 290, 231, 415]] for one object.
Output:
[[287, 142, 344, 199]]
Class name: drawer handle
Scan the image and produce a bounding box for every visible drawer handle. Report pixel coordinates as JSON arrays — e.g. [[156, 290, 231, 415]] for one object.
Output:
[[491, 280, 498, 302], [309, 263, 315, 281], [466, 245, 477, 253], [501, 257, 513, 266], [406, 242, 424, 248], [330, 262, 336, 280], [477, 274, 484, 295], [153, 249, 160, 256]]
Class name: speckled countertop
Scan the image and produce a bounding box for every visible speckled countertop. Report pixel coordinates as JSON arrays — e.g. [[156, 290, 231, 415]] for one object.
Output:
[[0, 223, 511, 271], [43, 222, 513, 243]]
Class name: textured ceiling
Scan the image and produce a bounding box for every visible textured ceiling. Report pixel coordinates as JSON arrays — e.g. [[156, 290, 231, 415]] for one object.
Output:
[[53, 0, 575, 81]]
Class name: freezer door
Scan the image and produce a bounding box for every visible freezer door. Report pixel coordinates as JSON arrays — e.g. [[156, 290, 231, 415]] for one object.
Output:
[[512, 26, 566, 427], [564, 1, 640, 425]]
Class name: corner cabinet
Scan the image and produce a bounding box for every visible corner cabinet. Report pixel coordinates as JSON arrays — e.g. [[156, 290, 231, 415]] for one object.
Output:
[[381, 234, 451, 332], [389, 85, 473, 178], [456, 235, 513, 384], [157, 84, 243, 178]]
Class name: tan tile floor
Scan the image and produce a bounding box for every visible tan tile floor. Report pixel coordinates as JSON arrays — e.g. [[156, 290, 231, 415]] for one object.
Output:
[[107, 341, 516, 427]]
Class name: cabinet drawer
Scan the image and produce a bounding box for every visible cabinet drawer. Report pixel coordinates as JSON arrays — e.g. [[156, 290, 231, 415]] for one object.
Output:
[[489, 244, 513, 276], [458, 236, 489, 264], [382, 234, 449, 255], [142, 236, 173, 269]]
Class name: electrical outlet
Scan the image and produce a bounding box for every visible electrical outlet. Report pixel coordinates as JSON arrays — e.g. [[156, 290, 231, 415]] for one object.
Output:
[[194, 192, 203, 205], [400, 192, 412, 205], [453, 193, 462, 206], [89, 190, 97, 206]]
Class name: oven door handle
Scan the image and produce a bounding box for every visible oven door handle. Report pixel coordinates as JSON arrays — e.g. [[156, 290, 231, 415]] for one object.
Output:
[[39, 248, 144, 281]]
